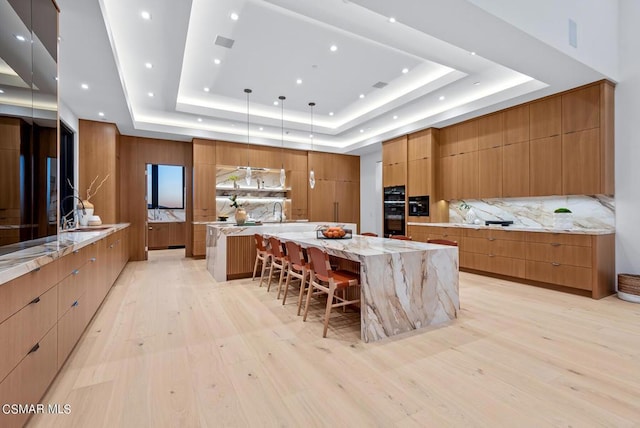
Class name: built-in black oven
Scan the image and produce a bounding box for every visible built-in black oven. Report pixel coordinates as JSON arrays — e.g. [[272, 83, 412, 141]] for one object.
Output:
[[409, 195, 429, 217], [383, 186, 405, 237]]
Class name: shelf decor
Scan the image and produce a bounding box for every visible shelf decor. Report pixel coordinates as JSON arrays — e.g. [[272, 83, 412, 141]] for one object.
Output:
[[553, 207, 573, 229]]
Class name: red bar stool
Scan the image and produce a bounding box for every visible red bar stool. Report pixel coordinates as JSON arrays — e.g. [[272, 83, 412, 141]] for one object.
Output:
[[390, 235, 412, 240], [253, 234, 272, 285], [426, 239, 458, 246], [282, 241, 311, 314], [266, 237, 288, 294], [361, 232, 378, 237], [303, 247, 360, 338]]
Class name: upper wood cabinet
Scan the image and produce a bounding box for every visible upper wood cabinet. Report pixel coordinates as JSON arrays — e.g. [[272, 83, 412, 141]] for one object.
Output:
[[478, 112, 504, 150], [216, 141, 246, 166], [334, 154, 360, 182], [457, 120, 478, 154], [458, 151, 479, 199], [503, 141, 530, 197], [530, 135, 562, 196], [408, 158, 431, 197], [504, 104, 530, 145], [288, 170, 308, 219], [530, 96, 561, 139], [382, 136, 407, 165], [407, 129, 433, 161], [478, 147, 502, 198], [383, 163, 406, 188], [439, 155, 458, 201], [192, 139, 216, 165], [283, 149, 307, 172], [562, 128, 600, 195], [308, 152, 358, 182], [439, 125, 459, 157], [562, 84, 600, 134], [250, 146, 281, 170]]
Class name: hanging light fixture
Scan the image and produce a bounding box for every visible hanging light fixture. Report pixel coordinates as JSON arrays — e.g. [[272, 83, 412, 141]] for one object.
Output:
[[244, 88, 252, 186], [279, 95, 286, 187], [308, 102, 316, 190]]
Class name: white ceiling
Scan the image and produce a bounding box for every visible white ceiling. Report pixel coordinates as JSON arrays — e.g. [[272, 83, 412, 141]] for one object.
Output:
[[57, 0, 610, 154]]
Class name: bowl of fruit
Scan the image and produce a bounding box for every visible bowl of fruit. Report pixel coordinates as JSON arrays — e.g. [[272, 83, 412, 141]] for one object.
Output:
[[317, 226, 352, 239]]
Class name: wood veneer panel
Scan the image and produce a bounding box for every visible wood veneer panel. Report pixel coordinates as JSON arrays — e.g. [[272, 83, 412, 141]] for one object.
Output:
[[478, 147, 502, 198], [226, 236, 256, 278], [530, 135, 562, 196], [407, 129, 433, 161], [530, 96, 562, 139], [562, 84, 600, 133], [477, 112, 504, 150], [562, 128, 600, 195]]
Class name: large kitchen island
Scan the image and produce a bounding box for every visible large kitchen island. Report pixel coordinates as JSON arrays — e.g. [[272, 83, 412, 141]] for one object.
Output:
[[206, 223, 459, 342]]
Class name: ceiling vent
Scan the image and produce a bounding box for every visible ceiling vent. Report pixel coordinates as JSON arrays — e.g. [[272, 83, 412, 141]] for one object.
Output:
[[214, 36, 235, 49], [372, 81, 388, 89]]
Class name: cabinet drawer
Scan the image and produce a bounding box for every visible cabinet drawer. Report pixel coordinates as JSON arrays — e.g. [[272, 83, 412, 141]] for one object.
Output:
[[525, 261, 592, 290], [463, 228, 525, 241], [462, 237, 526, 259], [57, 295, 91, 368], [58, 263, 91, 318], [0, 326, 58, 428], [461, 252, 525, 278], [525, 232, 592, 247], [58, 242, 97, 279], [0, 285, 57, 383], [526, 242, 592, 267], [0, 260, 58, 324], [424, 226, 463, 238]]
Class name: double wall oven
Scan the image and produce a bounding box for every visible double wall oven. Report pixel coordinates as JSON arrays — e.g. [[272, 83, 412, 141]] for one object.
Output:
[[383, 185, 405, 237]]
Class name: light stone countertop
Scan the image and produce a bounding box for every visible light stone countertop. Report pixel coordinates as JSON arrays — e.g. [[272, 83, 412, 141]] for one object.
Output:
[[407, 222, 614, 235], [0, 224, 130, 286]]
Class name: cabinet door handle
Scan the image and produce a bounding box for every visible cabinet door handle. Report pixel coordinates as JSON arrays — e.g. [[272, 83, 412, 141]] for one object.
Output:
[[550, 242, 561, 247], [90, 257, 96, 263], [551, 262, 561, 266], [73, 249, 80, 254], [109, 244, 114, 249], [72, 269, 80, 276], [28, 343, 40, 355], [31, 266, 41, 274], [488, 238, 496, 241], [72, 300, 79, 307], [488, 254, 496, 257], [148, 227, 153, 230], [29, 296, 41, 305]]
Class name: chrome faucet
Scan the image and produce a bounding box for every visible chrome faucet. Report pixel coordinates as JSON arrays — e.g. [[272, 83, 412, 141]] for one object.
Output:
[[60, 195, 86, 230], [273, 201, 283, 223]]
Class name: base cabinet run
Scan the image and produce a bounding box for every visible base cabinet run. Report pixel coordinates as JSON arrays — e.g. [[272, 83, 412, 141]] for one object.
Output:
[[409, 225, 615, 299], [0, 227, 129, 428]]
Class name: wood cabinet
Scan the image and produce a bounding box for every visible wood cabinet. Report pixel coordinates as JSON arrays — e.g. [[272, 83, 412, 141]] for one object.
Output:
[[0, 227, 130, 428], [408, 158, 431, 197], [460, 228, 526, 278], [530, 135, 562, 196], [288, 170, 308, 220], [439, 125, 459, 157], [0, 117, 21, 211], [457, 120, 478, 154], [439, 155, 458, 201], [148, 222, 186, 249], [477, 112, 504, 150], [478, 147, 502, 198], [458, 151, 478, 199], [562, 128, 600, 195], [383, 163, 406, 187], [504, 104, 529, 145], [216, 141, 247, 167], [502, 141, 529, 197], [407, 129, 433, 161], [192, 224, 207, 257], [382, 136, 407, 165], [193, 140, 217, 222], [308, 180, 336, 222], [562, 84, 600, 133], [530, 96, 561, 139]]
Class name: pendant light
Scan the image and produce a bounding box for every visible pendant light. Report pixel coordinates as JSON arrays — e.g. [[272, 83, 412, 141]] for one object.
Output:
[[279, 95, 286, 188], [244, 88, 252, 186], [308, 102, 316, 190]]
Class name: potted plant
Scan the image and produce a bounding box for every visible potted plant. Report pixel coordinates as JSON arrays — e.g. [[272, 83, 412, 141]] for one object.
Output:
[[229, 195, 247, 225], [553, 207, 573, 229], [228, 174, 239, 189]]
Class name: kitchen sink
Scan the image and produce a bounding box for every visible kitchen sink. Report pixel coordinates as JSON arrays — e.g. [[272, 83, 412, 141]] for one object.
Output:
[[65, 226, 112, 232]]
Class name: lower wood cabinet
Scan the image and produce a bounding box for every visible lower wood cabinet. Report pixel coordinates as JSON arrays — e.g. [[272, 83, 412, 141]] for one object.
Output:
[[0, 226, 130, 428], [148, 222, 186, 249], [412, 225, 615, 299], [192, 224, 207, 257]]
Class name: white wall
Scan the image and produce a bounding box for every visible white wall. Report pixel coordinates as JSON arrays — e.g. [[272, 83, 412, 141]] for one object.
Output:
[[467, 0, 619, 80], [615, 0, 640, 276], [360, 150, 382, 236]]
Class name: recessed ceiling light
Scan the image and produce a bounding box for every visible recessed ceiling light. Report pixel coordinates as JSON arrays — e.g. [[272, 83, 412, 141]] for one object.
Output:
[[389, 17, 396, 23], [296, 79, 302, 85], [213, 58, 221, 65], [148, 92, 155, 97], [273, 101, 279, 106], [402, 68, 409, 74], [329, 112, 334, 116], [359, 94, 365, 99], [204, 87, 210, 92], [473, 81, 481, 85], [309, 134, 314, 138], [330, 45, 338, 52], [259, 127, 264, 131], [197, 118, 203, 122], [81, 83, 89, 90], [15, 35, 26, 42], [439, 96, 445, 101], [393, 115, 398, 120], [54, 76, 58, 81], [145, 62, 153, 69], [141, 11, 151, 20], [230, 12, 239, 21], [359, 129, 364, 133], [98, 112, 104, 117], [470, 51, 476, 56]]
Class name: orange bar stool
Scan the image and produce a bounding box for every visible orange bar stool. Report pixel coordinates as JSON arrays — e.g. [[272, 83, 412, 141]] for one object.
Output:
[[253, 234, 272, 285], [303, 247, 360, 338], [426, 239, 458, 246], [361, 232, 378, 237], [282, 240, 311, 314], [390, 235, 412, 240], [266, 237, 289, 294]]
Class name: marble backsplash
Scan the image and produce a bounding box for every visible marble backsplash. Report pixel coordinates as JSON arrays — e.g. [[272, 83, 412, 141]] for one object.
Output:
[[148, 209, 186, 222], [449, 195, 615, 230], [216, 198, 287, 223]]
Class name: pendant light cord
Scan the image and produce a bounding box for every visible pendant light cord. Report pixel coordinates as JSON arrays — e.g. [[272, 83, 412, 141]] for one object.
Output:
[[244, 88, 252, 166], [280, 96, 286, 168], [309, 102, 315, 151]]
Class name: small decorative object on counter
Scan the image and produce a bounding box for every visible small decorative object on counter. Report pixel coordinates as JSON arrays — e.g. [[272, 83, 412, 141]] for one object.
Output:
[[229, 195, 247, 225], [88, 215, 102, 226], [553, 207, 573, 229], [317, 227, 352, 239]]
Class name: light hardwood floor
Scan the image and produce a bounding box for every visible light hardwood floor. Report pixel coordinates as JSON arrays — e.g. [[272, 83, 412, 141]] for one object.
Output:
[[29, 249, 640, 427]]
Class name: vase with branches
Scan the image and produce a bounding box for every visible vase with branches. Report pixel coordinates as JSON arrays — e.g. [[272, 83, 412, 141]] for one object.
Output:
[[67, 174, 110, 226]]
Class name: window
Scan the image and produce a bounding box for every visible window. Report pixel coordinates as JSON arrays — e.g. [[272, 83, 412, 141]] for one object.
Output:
[[146, 164, 185, 209]]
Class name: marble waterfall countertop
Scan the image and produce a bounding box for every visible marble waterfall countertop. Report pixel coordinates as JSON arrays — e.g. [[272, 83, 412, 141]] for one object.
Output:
[[270, 232, 460, 343], [407, 222, 615, 235], [0, 224, 130, 286]]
